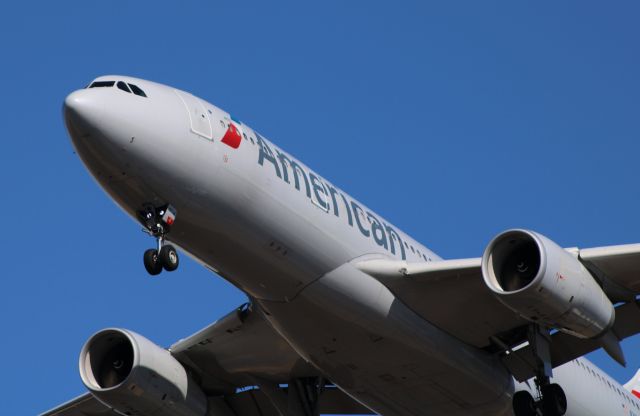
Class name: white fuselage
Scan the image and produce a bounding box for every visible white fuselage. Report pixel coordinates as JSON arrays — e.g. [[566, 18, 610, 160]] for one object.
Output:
[[64, 76, 640, 416]]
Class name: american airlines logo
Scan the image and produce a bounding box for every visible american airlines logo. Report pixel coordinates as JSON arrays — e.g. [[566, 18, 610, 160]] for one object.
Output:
[[221, 122, 242, 149], [255, 132, 410, 260]]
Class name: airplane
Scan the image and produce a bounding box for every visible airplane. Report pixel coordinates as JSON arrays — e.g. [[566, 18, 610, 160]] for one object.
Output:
[[44, 75, 640, 416]]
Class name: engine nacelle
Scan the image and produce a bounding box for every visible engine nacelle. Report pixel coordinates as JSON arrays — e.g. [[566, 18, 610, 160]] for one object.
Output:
[[79, 328, 207, 416], [481, 229, 615, 339]]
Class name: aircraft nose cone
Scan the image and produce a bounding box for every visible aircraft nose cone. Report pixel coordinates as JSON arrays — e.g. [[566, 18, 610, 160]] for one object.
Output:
[[64, 90, 85, 113], [63, 89, 106, 136]]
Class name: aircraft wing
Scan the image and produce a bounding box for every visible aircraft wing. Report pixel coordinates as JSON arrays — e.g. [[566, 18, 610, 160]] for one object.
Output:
[[355, 243, 640, 381], [41, 303, 373, 416], [40, 393, 118, 416], [42, 388, 369, 416], [579, 244, 640, 300]]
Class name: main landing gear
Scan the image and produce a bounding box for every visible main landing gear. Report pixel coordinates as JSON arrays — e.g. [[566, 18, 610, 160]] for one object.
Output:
[[513, 325, 567, 416], [513, 384, 566, 416], [139, 204, 179, 276]]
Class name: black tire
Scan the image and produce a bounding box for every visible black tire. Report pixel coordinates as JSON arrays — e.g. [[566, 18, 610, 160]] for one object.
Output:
[[542, 384, 567, 416], [160, 245, 179, 272], [143, 249, 163, 276], [512, 390, 536, 416]]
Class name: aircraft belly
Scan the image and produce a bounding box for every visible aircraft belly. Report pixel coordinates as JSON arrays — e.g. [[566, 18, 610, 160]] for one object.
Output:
[[165, 168, 349, 300], [258, 263, 514, 416]]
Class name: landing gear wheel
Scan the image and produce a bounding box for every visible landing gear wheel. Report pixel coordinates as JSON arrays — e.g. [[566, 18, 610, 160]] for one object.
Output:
[[143, 249, 163, 276], [512, 391, 536, 416], [139, 203, 180, 275], [160, 245, 179, 272], [541, 383, 567, 416]]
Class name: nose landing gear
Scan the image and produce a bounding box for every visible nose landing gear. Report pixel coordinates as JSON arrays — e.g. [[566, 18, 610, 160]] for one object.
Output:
[[140, 204, 179, 276], [143, 239, 179, 276]]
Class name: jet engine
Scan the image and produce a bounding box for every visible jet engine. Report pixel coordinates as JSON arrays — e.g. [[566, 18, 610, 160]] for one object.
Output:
[[481, 229, 615, 339], [79, 328, 207, 416]]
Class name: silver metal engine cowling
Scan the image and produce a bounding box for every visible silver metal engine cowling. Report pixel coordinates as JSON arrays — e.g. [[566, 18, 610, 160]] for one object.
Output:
[[481, 229, 615, 339], [79, 328, 207, 416]]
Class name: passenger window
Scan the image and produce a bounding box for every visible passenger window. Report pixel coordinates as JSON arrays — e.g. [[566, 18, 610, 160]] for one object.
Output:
[[117, 81, 131, 93], [128, 83, 147, 97], [89, 81, 115, 88]]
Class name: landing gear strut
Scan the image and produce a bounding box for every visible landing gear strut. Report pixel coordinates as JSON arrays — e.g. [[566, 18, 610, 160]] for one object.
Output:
[[513, 325, 567, 416], [139, 204, 179, 276]]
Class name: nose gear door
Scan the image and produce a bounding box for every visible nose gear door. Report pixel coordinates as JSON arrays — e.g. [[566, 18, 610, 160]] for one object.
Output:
[[174, 90, 212, 140]]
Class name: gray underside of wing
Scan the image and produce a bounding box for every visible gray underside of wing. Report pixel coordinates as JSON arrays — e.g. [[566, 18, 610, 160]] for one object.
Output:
[[40, 393, 118, 416], [355, 255, 640, 381], [579, 244, 640, 301], [169, 303, 319, 393], [355, 257, 528, 348], [41, 388, 373, 416], [41, 303, 375, 416], [225, 387, 374, 415]]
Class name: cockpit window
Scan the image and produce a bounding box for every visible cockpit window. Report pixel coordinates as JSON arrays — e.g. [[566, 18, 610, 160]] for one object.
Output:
[[117, 81, 131, 93], [89, 81, 115, 88], [128, 83, 147, 97]]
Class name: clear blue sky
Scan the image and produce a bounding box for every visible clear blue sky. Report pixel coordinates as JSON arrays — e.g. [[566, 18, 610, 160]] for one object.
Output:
[[1, 1, 640, 414]]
